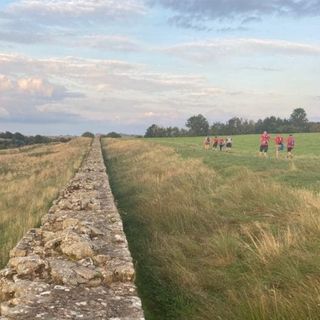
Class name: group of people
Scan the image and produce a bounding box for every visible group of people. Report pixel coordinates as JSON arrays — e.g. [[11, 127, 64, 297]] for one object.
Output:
[[203, 131, 295, 159], [260, 131, 295, 159], [203, 136, 233, 152]]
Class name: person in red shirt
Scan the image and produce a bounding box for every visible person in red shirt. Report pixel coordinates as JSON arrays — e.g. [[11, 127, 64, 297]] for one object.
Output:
[[259, 131, 270, 157], [274, 134, 284, 159], [212, 136, 219, 151], [286, 134, 295, 159]]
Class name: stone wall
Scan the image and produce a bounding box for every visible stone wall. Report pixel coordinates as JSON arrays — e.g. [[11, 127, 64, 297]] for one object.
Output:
[[0, 137, 145, 320]]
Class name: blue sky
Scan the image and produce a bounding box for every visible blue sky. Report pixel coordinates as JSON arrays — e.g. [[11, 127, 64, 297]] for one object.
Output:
[[0, 0, 319, 135]]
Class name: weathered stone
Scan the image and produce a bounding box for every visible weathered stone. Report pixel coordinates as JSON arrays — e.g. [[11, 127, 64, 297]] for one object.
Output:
[[44, 236, 62, 250], [113, 265, 135, 282], [60, 233, 94, 260], [62, 218, 79, 229], [73, 266, 101, 281], [88, 226, 104, 237], [114, 234, 126, 243], [0, 137, 144, 319], [58, 199, 73, 210], [93, 254, 109, 265], [13, 279, 51, 299], [0, 279, 14, 301], [9, 247, 27, 258], [49, 259, 78, 286], [9, 255, 47, 277], [0, 268, 14, 280], [99, 268, 114, 285]]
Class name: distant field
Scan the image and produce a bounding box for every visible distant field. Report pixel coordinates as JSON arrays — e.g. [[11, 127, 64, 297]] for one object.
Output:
[[0, 138, 91, 267], [150, 133, 320, 191], [103, 133, 320, 320]]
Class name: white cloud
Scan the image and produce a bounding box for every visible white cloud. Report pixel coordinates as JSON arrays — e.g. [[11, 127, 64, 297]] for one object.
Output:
[[0, 52, 318, 130], [163, 38, 320, 62], [5, 0, 146, 23], [152, 0, 320, 21], [0, 74, 68, 98], [74, 35, 142, 52], [0, 53, 228, 124], [0, 75, 13, 91]]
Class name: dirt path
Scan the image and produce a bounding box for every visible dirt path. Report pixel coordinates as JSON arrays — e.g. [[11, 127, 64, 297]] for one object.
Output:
[[0, 137, 144, 320]]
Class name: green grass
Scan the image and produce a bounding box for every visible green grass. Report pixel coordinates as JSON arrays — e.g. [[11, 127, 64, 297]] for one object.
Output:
[[149, 133, 320, 191], [102, 135, 320, 320]]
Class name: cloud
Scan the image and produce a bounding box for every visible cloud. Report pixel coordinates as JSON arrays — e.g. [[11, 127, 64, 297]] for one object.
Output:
[[0, 74, 76, 99], [216, 26, 248, 33], [5, 0, 146, 24], [0, 30, 53, 44], [151, 0, 320, 22], [241, 66, 281, 72], [0, 53, 233, 127], [74, 35, 142, 52], [0, 73, 84, 123], [0, 52, 318, 131], [167, 15, 211, 31], [162, 38, 320, 62]]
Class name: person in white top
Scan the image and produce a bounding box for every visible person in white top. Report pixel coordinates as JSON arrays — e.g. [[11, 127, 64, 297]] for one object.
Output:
[[226, 136, 233, 152]]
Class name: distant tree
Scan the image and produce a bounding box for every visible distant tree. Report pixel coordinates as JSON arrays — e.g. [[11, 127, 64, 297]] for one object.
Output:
[[0, 131, 13, 139], [12, 132, 26, 146], [226, 117, 243, 135], [211, 122, 226, 135], [242, 119, 256, 134], [59, 137, 71, 143], [145, 124, 157, 137], [33, 135, 50, 144], [81, 132, 95, 138], [290, 108, 308, 132], [309, 122, 320, 132], [186, 114, 209, 136], [106, 132, 121, 138], [144, 108, 314, 138], [145, 124, 161, 137]]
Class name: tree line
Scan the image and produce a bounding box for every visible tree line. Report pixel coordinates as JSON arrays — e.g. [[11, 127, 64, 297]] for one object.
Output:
[[145, 108, 320, 137], [0, 131, 71, 150]]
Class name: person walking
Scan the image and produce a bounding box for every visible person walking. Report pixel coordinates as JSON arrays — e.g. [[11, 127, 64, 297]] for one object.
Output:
[[203, 136, 211, 150], [259, 131, 270, 157], [219, 137, 225, 151], [274, 134, 284, 159], [212, 136, 219, 151], [226, 136, 233, 152], [286, 134, 295, 159]]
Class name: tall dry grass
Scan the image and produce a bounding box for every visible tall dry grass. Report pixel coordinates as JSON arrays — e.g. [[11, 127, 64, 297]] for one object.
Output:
[[0, 138, 91, 267], [103, 138, 320, 320]]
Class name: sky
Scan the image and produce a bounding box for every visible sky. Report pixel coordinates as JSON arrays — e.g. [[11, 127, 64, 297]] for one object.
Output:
[[0, 0, 319, 135]]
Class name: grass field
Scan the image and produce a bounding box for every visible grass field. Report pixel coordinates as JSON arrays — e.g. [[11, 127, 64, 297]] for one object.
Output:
[[102, 133, 320, 320], [152, 133, 320, 191], [0, 138, 91, 267]]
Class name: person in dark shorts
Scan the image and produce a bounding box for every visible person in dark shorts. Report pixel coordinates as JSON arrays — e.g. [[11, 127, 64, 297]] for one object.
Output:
[[219, 137, 225, 151], [226, 136, 232, 152], [274, 134, 284, 159], [286, 134, 295, 159], [259, 131, 270, 157], [212, 136, 219, 151]]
